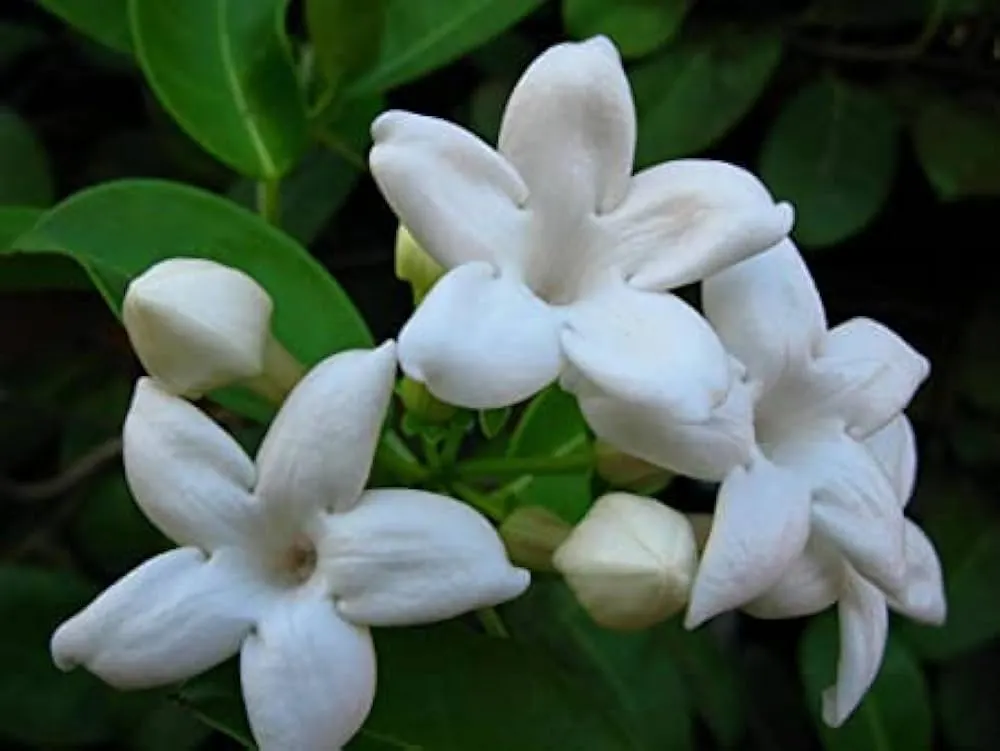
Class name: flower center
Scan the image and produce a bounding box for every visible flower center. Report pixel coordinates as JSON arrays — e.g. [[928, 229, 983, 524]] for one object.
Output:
[[278, 536, 318, 586]]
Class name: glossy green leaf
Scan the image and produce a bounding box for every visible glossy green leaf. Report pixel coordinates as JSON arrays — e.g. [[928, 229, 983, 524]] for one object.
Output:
[[0, 109, 54, 206], [0, 566, 116, 746], [507, 387, 593, 523], [35, 0, 132, 54], [913, 96, 1000, 201], [760, 77, 898, 248], [504, 576, 694, 750], [0, 207, 89, 290], [11, 179, 371, 420], [350, 0, 544, 93], [800, 612, 932, 751], [306, 0, 386, 89], [902, 475, 1000, 660], [563, 0, 687, 59], [632, 27, 782, 166], [130, 0, 309, 179], [937, 645, 1000, 751], [661, 620, 746, 747], [181, 624, 628, 749]]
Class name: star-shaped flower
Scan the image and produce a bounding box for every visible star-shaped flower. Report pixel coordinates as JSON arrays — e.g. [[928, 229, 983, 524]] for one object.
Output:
[[745, 414, 945, 726], [51, 343, 529, 750], [573, 240, 930, 632], [370, 36, 792, 422]]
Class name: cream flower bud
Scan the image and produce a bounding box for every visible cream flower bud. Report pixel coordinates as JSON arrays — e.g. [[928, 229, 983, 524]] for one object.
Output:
[[394, 225, 444, 304], [553, 493, 698, 630], [500, 506, 572, 571], [123, 258, 302, 401]]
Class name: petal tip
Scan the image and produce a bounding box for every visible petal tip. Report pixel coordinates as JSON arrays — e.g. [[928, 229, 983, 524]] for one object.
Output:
[[50, 622, 82, 673], [775, 201, 795, 235], [581, 34, 620, 60], [370, 110, 409, 142]]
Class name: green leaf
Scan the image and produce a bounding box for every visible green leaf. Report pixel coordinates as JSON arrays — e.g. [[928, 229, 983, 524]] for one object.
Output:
[[913, 96, 1000, 201], [478, 407, 511, 439], [350, 0, 545, 93], [11, 179, 372, 420], [901, 475, 1000, 660], [632, 27, 782, 166], [0, 566, 116, 745], [740, 646, 816, 751], [937, 645, 1000, 751], [130, 0, 309, 179], [563, 0, 687, 59], [181, 624, 629, 750], [503, 576, 694, 750], [760, 77, 899, 248], [0, 21, 47, 69], [0, 108, 54, 206], [360, 623, 630, 749], [35, 0, 132, 54], [661, 621, 746, 747], [507, 387, 593, 523], [0, 207, 90, 290], [306, 0, 386, 89], [799, 611, 932, 751]]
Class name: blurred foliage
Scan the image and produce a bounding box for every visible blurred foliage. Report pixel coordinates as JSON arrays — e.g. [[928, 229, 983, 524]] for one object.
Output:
[[2, 0, 1000, 748]]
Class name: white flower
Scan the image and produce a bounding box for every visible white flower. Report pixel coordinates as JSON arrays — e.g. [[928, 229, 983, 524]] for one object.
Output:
[[745, 415, 945, 727], [552, 493, 698, 630], [370, 36, 792, 416], [50, 342, 529, 751], [122, 258, 302, 400], [574, 240, 930, 631]]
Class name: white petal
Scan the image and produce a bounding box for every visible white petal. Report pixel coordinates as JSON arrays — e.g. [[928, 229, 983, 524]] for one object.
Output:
[[255, 342, 396, 527], [685, 456, 812, 628], [398, 263, 562, 409], [321, 488, 530, 626], [775, 427, 906, 594], [123, 378, 258, 550], [863, 415, 918, 507], [370, 111, 527, 269], [51, 548, 270, 689], [561, 280, 730, 424], [499, 36, 635, 220], [611, 164, 794, 292], [807, 317, 930, 439], [702, 240, 825, 391], [241, 594, 375, 751], [822, 569, 888, 728], [886, 520, 946, 625], [744, 537, 842, 619], [575, 363, 755, 481]]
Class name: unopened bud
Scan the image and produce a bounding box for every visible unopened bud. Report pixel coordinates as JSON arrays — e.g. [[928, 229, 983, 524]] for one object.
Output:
[[595, 439, 674, 493], [500, 506, 572, 571], [123, 258, 303, 401], [395, 225, 444, 304], [553, 493, 698, 630], [398, 376, 457, 423]]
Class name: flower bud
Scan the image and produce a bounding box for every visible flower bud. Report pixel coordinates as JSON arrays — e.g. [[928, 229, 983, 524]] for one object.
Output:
[[553, 493, 698, 630], [123, 258, 303, 401], [395, 225, 444, 304], [500, 506, 572, 571], [595, 439, 674, 493], [398, 376, 457, 423]]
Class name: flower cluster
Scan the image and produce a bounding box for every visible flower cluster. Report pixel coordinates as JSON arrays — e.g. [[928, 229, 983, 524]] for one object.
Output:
[[50, 35, 945, 749]]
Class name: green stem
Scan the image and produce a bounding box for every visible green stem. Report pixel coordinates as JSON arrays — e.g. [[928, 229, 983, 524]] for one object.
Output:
[[256, 179, 281, 226], [452, 451, 595, 479], [476, 607, 510, 639], [451, 481, 507, 522], [373, 431, 429, 484]]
